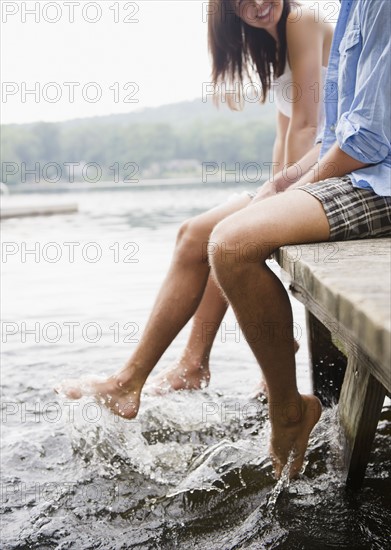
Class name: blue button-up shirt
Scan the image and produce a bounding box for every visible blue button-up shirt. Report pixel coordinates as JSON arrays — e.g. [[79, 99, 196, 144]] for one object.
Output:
[[318, 0, 391, 196]]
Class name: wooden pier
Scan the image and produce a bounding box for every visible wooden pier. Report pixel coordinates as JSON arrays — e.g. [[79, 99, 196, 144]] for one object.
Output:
[[275, 238, 391, 489], [0, 203, 78, 220]]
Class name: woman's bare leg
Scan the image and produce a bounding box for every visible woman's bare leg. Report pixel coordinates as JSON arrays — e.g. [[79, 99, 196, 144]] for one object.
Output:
[[56, 193, 252, 417], [209, 190, 329, 478], [146, 274, 228, 392]]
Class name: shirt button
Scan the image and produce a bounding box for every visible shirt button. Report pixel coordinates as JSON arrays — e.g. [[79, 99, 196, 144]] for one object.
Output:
[[330, 124, 336, 132]]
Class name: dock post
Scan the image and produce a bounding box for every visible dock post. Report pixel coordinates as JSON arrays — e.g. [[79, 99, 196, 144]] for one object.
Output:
[[306, 311, 347, 406], [338, 355, 386, 489]]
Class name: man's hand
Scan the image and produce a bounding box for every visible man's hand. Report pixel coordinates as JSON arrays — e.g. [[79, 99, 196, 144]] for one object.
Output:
[[253, 144, 322, 201]]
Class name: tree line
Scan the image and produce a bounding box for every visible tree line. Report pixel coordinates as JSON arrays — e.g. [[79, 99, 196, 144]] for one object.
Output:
[[1, 107, 276, 185]]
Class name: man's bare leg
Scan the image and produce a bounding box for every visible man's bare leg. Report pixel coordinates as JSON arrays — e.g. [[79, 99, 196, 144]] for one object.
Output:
[[55, 193, 252, 417], [209, 189, 328, 477], [147, 275, 299, 395]]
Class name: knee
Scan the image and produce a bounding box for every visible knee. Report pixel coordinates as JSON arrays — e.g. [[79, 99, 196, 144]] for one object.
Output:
[[175, 215, 211, 265], [208, 218, 271, 281], [208, 219, 247, 279]]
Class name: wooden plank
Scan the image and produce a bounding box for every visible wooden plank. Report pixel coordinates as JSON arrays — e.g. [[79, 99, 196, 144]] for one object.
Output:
[[0, 203, 78, 219], [338, 355, 386, 489], [276, 240, 391, 392], [288, 283, 390, 394]]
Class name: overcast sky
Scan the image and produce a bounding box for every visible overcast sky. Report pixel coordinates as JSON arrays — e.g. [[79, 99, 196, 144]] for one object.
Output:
[[1, 1, 336, 125]]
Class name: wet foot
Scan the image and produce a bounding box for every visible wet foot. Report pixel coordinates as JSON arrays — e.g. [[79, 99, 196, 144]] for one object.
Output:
[[269, 394, 322, 479], [54, 371, 143, 419], [145, 359, 210, 395]]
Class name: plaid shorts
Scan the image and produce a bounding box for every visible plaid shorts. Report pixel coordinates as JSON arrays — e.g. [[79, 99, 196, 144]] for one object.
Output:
[[297, 176, 391, 241]]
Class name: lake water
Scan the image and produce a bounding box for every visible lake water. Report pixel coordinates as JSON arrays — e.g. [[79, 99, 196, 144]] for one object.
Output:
[[1, 183, 390, 549]]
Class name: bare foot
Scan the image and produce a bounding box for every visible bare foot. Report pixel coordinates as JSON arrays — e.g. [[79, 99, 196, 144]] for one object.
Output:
[[145, 359, 210, 395], [269, 394, 322, 479], [54, 371, 144, 419]]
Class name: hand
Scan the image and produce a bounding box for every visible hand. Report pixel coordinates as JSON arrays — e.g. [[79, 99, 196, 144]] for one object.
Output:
[[251, 180, 278, 203]]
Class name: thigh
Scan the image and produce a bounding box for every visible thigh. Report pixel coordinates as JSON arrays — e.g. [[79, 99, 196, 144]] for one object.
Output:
[[212, 189, 330, 258]]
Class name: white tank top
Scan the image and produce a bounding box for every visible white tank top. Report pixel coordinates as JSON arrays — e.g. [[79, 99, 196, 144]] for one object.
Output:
[[273, 64, 328, 131]]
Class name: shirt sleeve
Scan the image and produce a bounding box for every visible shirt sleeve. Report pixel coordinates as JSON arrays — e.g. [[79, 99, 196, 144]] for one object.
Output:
[[336, 0, 391, 164]]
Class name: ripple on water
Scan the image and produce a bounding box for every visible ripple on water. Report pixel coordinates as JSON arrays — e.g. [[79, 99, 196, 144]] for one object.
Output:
[[2, 390, 391, 549]]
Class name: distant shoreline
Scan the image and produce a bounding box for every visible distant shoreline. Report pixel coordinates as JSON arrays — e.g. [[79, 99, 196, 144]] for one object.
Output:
[[5, 177, 264, 195]]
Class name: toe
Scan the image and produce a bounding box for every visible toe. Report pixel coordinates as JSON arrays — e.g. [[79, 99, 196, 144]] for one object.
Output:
[[54, 380, 82, 399]]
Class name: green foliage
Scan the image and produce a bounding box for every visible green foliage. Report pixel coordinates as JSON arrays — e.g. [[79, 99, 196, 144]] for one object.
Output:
[[1, 99, 276, 185]]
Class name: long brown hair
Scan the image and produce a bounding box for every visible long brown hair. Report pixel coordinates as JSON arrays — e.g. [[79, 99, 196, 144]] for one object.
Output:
[[208, 0, 293, 107]]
